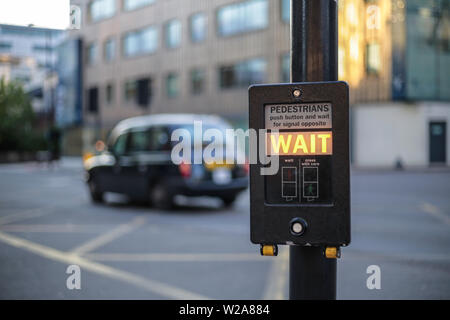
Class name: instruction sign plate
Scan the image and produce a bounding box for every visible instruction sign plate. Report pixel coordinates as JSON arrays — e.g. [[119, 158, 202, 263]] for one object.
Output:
[[265, 103, 332, 130]]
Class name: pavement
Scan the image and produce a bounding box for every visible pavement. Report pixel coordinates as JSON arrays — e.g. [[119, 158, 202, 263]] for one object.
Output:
[[0, 157, 449, 299]]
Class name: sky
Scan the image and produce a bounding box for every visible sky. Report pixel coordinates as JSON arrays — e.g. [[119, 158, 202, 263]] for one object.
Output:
[[0, 0, 70, 30]]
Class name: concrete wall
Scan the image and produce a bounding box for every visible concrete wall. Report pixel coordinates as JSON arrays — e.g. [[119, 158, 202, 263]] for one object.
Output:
[[353, 102, 450, 168]]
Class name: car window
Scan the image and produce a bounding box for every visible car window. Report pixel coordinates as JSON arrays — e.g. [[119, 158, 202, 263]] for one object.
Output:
[[173, 123, 231, 148], [175, 123, 231, 137], [113, 133, 128, 156], [149, 127, 170, 151], [129, 130, 149, 152]]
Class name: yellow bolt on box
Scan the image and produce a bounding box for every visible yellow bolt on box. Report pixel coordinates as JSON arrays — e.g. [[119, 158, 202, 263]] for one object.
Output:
[[325, 247, 340, 259], [260, 245, 278, 256]]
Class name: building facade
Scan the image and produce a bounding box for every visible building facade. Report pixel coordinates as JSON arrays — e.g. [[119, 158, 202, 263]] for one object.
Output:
[[0, 24, 65, 115], [0, 24, 63, 74], [353, 0, 450, 167], [70, 0, 449, 167], [72, 0, 290, 133]]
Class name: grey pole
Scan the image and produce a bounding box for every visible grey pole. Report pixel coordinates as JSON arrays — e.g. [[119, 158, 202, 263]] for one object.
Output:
[[289, 0, 338, 300]]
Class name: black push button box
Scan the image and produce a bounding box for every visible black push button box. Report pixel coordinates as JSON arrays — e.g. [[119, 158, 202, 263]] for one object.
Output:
[[249, 82, 350, 246]]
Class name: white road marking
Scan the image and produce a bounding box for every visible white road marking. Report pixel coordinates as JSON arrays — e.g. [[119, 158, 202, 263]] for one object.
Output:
[[0, 231, 209, 300], [262, 247, 289, 300], [84, 252, 263, 262], [420, 202, 450, 226], [71, 216, 147, 255]]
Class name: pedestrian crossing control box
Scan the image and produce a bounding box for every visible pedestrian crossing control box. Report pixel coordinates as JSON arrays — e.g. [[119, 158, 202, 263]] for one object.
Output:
[[249, 82, 350, 247]]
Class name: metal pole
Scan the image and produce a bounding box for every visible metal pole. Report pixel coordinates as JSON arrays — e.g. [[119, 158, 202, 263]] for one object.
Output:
[[289, 0, 338, 300]]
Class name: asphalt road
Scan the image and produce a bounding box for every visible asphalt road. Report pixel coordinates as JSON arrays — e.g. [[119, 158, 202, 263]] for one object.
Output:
[[0, 158, 449, 299]]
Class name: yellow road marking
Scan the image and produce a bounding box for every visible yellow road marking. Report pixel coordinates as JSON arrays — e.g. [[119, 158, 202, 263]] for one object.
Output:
[[420, 202, 450, 226], [0, 231, 209, 300], [70, 216, 147, 255], [85, 252, 263, 262], [262, 247, 289, 300]]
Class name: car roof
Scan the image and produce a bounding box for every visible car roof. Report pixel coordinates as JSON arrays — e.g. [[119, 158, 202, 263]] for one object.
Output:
[[108, 113, 231, 144]]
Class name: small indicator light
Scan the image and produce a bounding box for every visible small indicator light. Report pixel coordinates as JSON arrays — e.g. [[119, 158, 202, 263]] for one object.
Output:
[[293, 89, 302, 98]]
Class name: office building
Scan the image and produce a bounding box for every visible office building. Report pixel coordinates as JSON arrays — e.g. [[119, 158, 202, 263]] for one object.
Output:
[[69, 0, 449, 166]]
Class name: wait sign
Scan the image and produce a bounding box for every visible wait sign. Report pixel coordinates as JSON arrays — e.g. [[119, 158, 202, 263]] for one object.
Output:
[[267, 132, 332, 155]]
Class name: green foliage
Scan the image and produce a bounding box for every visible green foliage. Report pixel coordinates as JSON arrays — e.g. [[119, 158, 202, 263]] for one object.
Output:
[[0, 78, 46, 152]]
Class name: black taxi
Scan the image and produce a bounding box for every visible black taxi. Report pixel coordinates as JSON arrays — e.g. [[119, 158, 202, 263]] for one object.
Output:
[[84, 114, 248, 209]]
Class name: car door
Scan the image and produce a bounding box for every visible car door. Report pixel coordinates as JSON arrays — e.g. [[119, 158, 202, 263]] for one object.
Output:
[[125, 126, 172, 199], [124, 129, 152, 199], [105, 132, 130, 193]]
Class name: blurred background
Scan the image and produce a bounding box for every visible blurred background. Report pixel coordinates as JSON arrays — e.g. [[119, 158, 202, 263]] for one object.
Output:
[[0, 0, 449, 300], [1, 0, 449, 166]]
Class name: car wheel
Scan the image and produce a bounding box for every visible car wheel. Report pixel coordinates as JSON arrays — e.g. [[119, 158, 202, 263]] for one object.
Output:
[[221, 195, 237, 207], [149, 182, 174, 210], [88, 179, 104, 203]]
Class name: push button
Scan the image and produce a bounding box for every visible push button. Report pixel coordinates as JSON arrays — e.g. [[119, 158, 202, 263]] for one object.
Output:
[[290, 218, 307, 236], [292, 222, 303, 234]]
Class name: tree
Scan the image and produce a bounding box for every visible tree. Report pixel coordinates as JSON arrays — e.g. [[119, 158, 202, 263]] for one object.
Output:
[[0, 78, 45, 152]]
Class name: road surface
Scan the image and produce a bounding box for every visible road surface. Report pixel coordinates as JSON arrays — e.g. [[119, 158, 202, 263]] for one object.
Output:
[[0, 158, 449, 299]]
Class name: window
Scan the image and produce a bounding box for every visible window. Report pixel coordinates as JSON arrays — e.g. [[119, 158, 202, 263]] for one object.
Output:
[[124, 0, 154, 11], [0, 42, 12, 52], [166, 73, 179, 98], [104, 38, 116, 62], [190, 69, 205, 95], [89, 0, 116, 22], [219, 66, 235, 88], [113, 133, 128, 155], [87, 87, 99, 113], [136, 77, 152, 107], [124, 80, 137, 102], [87, 43, 98, 65], [128, 131, 149, 152], [217, 0, 268, 37], [219, 58, 266, 89], [123, 32, 139, 57], [281, 53, 290, 82], [366, 43, 381, 75], [281, 0, 290, 22], [165, 19, 182, 49], [106, 83, 114, 104], [190, 13, 207, 43], [123, 26, 158, 57], [141, 27, 159, 54], [127, 128, 171, 152], [123, 78, 152, 106], [148, 127, 171, 151], [33, 45, 52, 52]]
